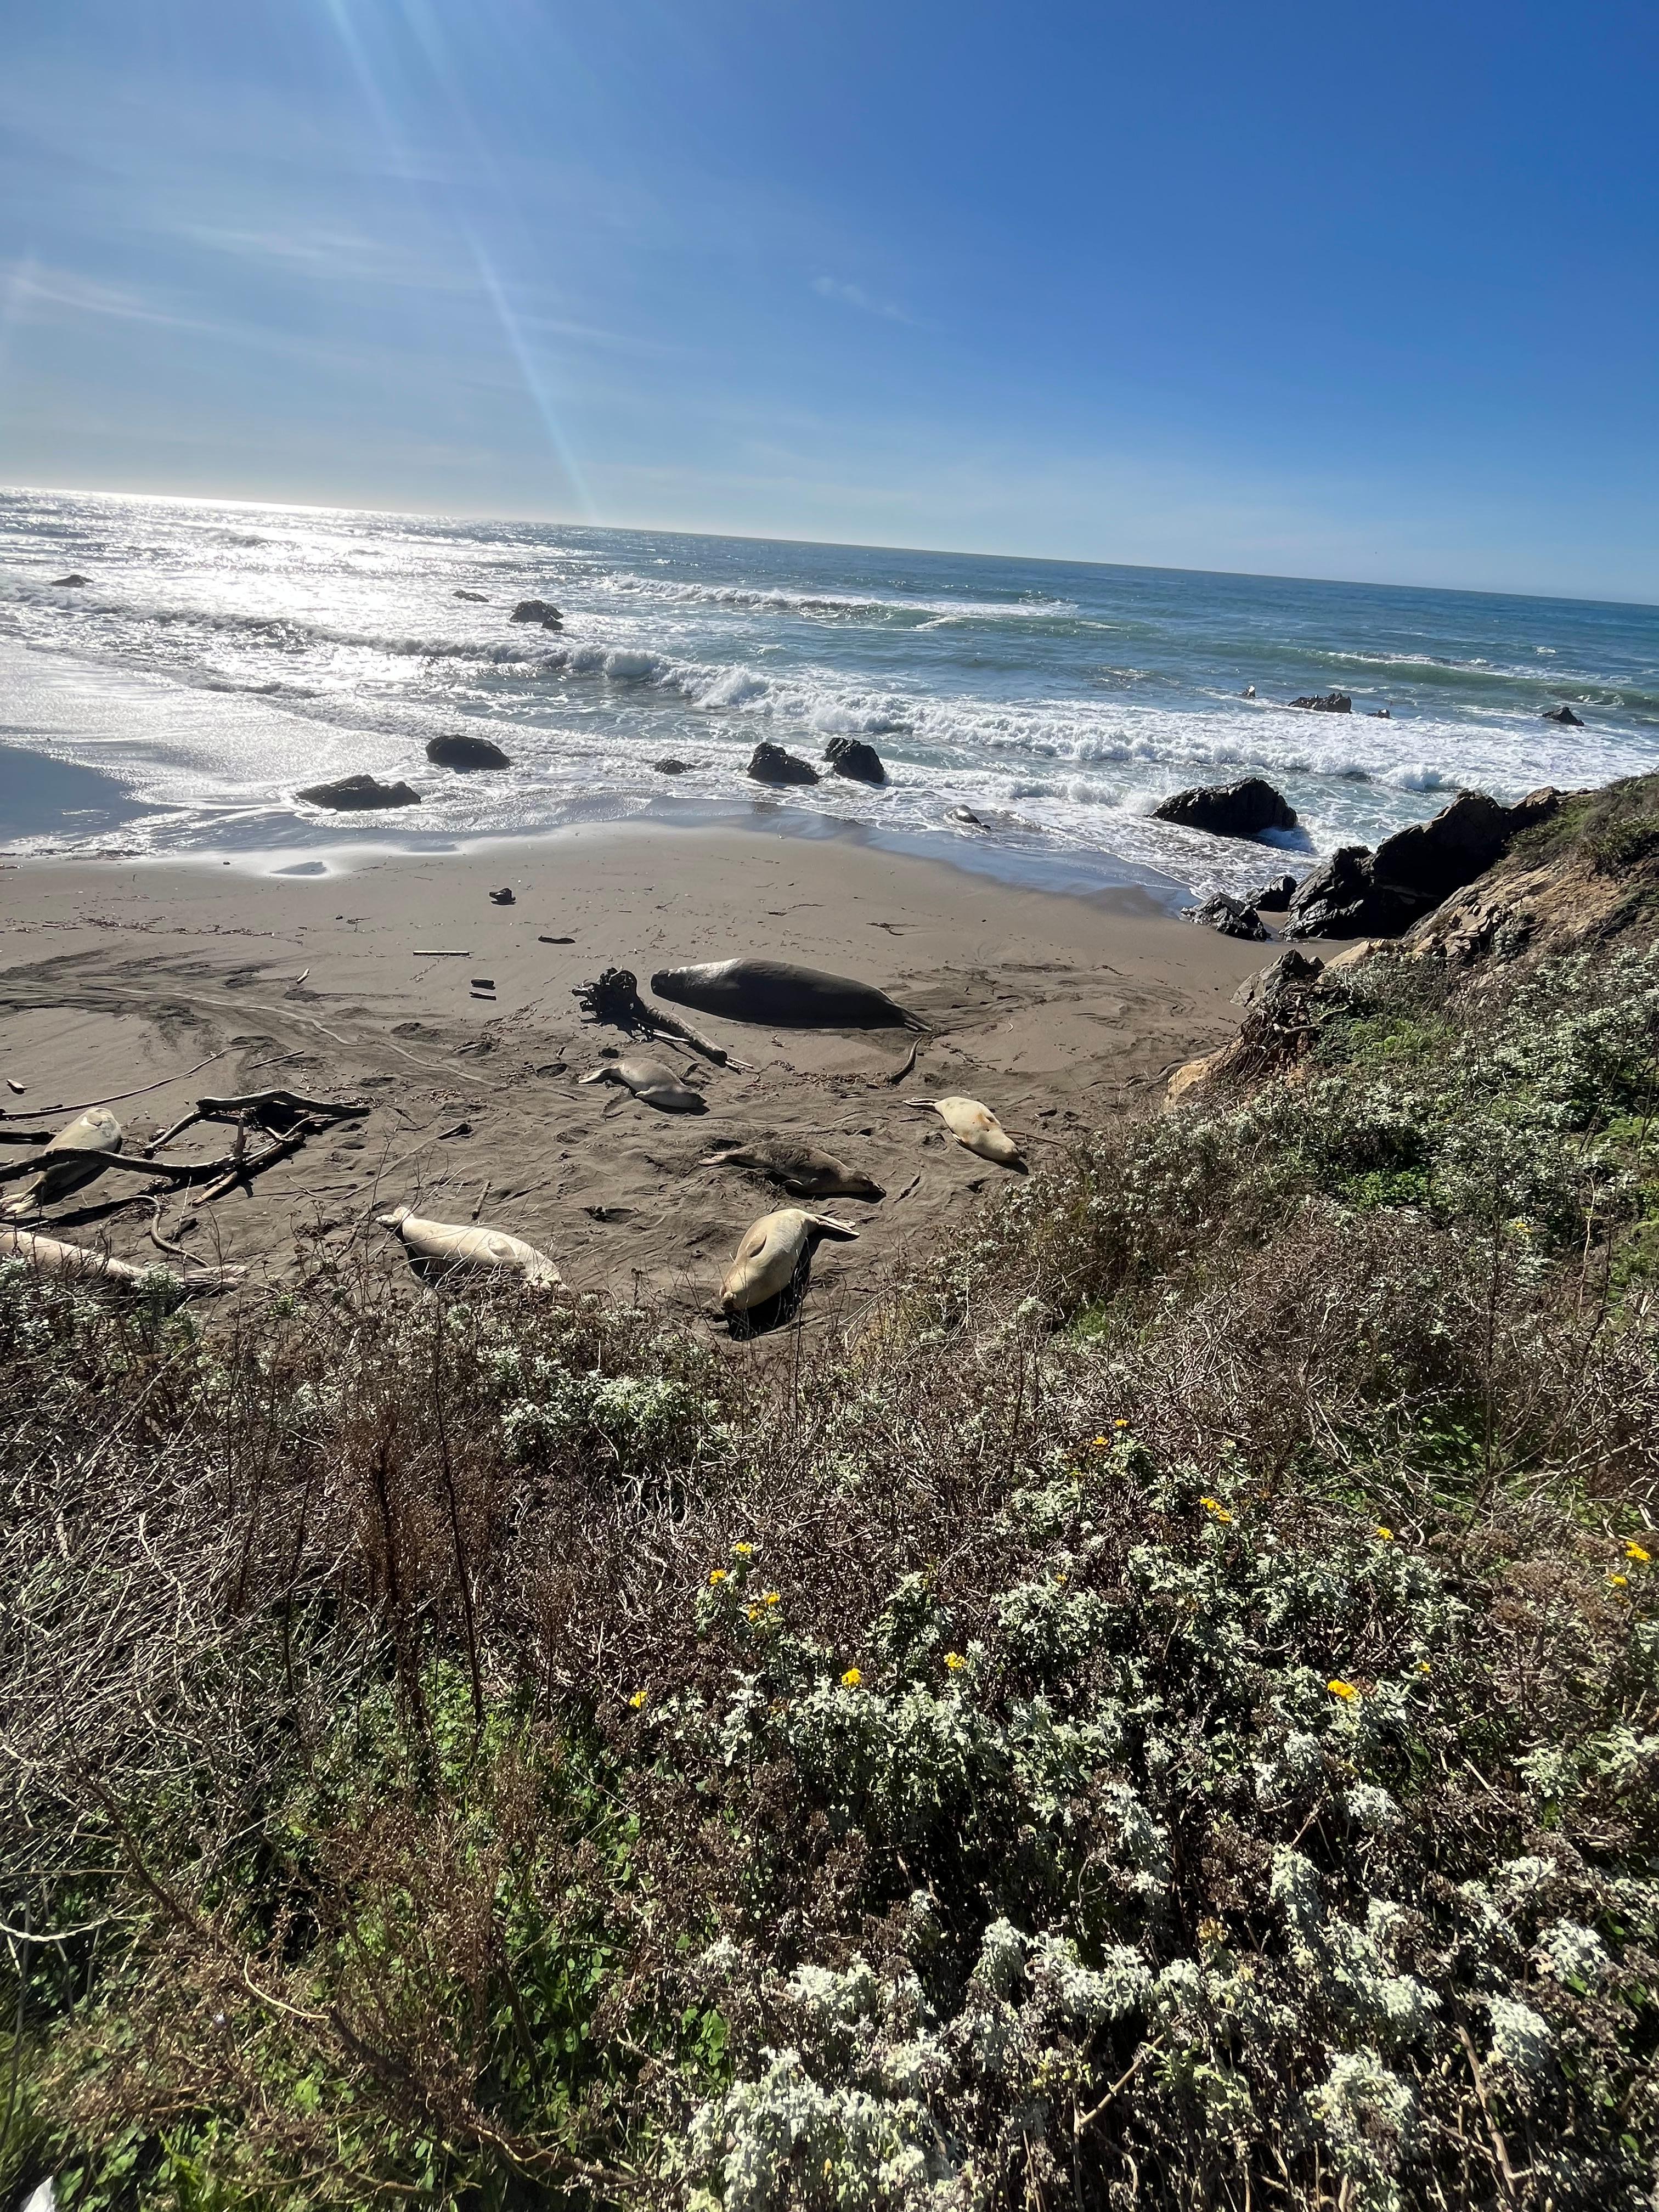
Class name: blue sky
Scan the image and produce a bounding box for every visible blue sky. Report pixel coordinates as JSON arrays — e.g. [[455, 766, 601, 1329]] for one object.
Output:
[[2, 0, 1655, 599]]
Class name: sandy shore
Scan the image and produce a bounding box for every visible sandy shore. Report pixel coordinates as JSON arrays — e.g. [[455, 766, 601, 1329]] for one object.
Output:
[[0, 822, 1279, 1328]]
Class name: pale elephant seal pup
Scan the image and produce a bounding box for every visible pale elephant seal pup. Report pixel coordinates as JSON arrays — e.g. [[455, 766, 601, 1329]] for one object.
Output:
[[700, 1136, 884, 1201], [651, 957, 922, 1031], [720, 1207, 859, 1316], [379, 1206, 562, 1287], [580, 1057, 705, 1113], [914, 1094, 1025, 1169], [1, 1105, 124, 1217]]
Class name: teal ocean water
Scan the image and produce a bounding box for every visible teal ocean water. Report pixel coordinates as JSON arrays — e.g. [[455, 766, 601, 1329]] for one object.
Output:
[[2, 486, 1656, 899]]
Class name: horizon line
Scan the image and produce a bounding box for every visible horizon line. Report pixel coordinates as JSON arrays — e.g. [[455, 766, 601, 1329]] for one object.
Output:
[[4, 478, 1656, 617]]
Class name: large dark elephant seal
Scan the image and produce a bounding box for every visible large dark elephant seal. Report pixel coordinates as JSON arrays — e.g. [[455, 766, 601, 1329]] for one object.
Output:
[[701, 1136, 884, 1201], [651, 958, 922, 1030]]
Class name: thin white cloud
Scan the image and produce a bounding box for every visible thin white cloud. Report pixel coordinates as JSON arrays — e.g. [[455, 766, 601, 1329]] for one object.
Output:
[[812, 275, 918, 326]]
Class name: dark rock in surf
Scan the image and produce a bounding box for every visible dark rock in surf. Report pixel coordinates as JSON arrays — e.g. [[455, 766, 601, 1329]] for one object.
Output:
[[1184, 893, 1269, 941], [296, 773, 422, 812], [1153, 777, 1299, 840], [1286, 788, 1564, 939], [823, 736, 888, 785], [655, 758, 691, 775], [1242, 685, 1257, 698], [50, 574, 89, 587], [748, 742, 820, 787], [1290, 692, 1352, 713], [454, 589, 488, 602], [510, 600, 563, 629], [650, 956, 921, 1030], [1369, 707, 1392, 719], [1543, 704, 1584, 727], [1248, 874, 1299, 912], [426, 731, 512, 770]]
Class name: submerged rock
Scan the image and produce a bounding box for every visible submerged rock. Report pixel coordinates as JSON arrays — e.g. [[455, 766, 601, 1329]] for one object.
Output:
[[510, 599, 563, 629], [1289, 691, 1352, 713], [454, 588, 488, 602], [50, 574, 89, 587], [748, 741, 820, 787], [823, 735, 888, 785], [426, 731, 512, 770], [296, 773, 422, 811], [655, 757, 690, 774], [1543, 704, 1585, 726], [1184, 893, 1269, 941], [1154, 776, 1299, 840]]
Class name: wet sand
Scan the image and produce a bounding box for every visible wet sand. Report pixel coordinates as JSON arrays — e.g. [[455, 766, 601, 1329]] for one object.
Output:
[[0, 822, 1276, 1329]]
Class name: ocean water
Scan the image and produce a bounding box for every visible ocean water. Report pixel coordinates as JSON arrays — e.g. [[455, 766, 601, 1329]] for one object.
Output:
[[3, 485, 1657, 901]]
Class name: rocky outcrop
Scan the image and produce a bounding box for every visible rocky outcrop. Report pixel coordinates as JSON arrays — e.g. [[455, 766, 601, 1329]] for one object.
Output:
[[1544, 704, 1584, 727], [823, 736, 887, 785], [1184, 893, 1269, 941], [655, 758, 690, 775], [1290, 692, 1352, 712], [1286, 789, 1562, 940], [454, 589, 488, 602], [296, 774, 421, 811], [510, 600, 563, 629], [748, 742, 820, 787], [1232, 946, 1324, 1011], [1248, 873, 1298, 912], [1153, 777, 1299, 840], [426, 732, 511, 770], [50, 574, 89, 587]]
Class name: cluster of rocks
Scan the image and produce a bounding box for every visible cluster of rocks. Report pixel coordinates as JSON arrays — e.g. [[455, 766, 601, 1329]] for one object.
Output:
[[746, 737, 889, 789], [296, 732, 517, 810], [509, 599, 563, 630], [1283, 788, 1561, 938]]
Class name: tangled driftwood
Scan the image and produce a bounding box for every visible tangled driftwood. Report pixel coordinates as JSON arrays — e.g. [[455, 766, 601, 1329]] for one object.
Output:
[[0, 1090, 368, 1211], [571, 968, 740, 1067]]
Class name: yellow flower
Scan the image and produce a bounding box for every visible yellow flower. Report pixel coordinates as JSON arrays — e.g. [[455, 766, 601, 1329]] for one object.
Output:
[[763, 1590, 781, 1606], [944, 1651, 966, 1672], [1327, 1679, 1360, 1702], [628, 1690, 648, 1710], [1200, 1496, 1234, 1524], [747, 1605, 760, 1621], [1115, 1417, 1130, 1429], [1609, 1572, 1629, 1589], [1091, 1435, 1111, 1450], [1417, 1659, 1432, 1675], [708, 1568, 727, 1585], [1626, 1541, 1651, 1564], [1055, 1571, 1068, 1585], [840, 1667, 862, 1689], [732, 1541, 754, 1558], [1374, 1526, 1394, 1542]]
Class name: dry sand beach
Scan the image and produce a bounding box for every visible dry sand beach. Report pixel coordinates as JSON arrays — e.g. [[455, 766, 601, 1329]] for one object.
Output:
[[0, 821, 1279, 1328]]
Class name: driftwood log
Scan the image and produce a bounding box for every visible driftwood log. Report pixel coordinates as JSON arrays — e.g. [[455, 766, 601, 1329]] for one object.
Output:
[[571, 967, 741, 1068], [148, 1088, 367, 1151]]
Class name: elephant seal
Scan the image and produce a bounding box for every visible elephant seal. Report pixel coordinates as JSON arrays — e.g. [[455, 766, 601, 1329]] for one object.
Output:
[[913, 1094, 1025, 1169], [378, 1206, 561, 1287], [650, 958, 922, 1031], [580, 1057, 705, 1113], [720, 1206, 859, 1316], [700, 1136, 884, 1201], [1, 1107, 123, 1217]]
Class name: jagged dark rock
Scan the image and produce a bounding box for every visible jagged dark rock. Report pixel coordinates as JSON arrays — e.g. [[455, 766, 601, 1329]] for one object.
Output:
[[296, 774, 421, 811], [426, 732, 512, 770], [1247, 874, 1298, 912], [454, 589, 488, 602], [655, 758, 690, 775], [510, 600, 563, 629], [1153, 776, 1299, 840], [1232, 946, 1325, 1010], [1286, 789, 1564, 939], [823, 736, 887, 785], [1184, 893, 1269, 941], [1544, 704, 1584, 727], [1289, 692, 1352, 713], [748, 742, 820, 787], [50, 574, 89, 587], [1369, 707, 1392, 719]]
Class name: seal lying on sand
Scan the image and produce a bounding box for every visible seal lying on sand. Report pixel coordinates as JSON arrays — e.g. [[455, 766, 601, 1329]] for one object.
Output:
[[0, 1224, 233, 1292], [720, 1206, 859, 1316], [580, 1057, 705, 1113], [912, 1094, 1026, 1169], [651, 958, 922, 1031], [1, 1107, 123, 1217], [379, 1206, 561, 1287], [701, 1136, 884, 1201]]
